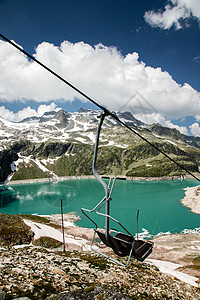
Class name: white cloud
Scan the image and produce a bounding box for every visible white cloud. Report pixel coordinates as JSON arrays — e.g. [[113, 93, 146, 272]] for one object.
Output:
[[195, 115, 200, 122], [190, 122, 200, 136], [0, 103, 60, 122], [164, 120, 188, 135], [144, 4, 190, 30], [144, 0, 200, 30], [36, 103, 60, 117], [194, 55, 200, 63], [177, 0, 200, 19], [135, 112, 188, 135], [0, 39, 200, 121]]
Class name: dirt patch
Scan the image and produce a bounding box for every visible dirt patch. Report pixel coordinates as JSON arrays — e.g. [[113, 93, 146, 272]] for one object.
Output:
[[149, 233, 200, 278]]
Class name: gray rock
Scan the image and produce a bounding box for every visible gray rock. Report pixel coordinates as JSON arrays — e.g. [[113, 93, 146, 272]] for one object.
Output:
[[14, 297, 30, 300], [0, 291, 6, 300]]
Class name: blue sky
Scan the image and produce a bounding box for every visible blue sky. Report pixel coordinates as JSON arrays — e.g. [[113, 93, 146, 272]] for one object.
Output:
[[0, 0, 200, 136]]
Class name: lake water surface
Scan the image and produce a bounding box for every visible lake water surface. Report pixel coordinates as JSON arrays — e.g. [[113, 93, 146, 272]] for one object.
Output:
[[0, 178, 200, 237]]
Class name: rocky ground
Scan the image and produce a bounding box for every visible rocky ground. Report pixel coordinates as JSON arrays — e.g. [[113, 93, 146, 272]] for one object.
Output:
[[1, 212, 200, 299], [0, 245, 200, 300]]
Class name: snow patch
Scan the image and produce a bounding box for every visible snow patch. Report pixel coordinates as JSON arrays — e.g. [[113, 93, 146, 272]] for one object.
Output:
[[74, 137, 87, 143], [41, 157, 60, 165], [23, 220, 91, 251], [152, 133, 161, 138], [147, 259, 198, 288], [164, 139, 177, 146], [181, 227, 200, 234]]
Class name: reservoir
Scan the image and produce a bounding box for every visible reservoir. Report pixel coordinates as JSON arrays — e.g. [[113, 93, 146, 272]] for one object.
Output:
[[0, 178, 199, 237]]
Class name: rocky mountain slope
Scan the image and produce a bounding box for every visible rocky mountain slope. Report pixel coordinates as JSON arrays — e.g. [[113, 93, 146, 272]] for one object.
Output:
[[0, 109, 200, 183], [0, 213, 34, 246], [0, 213, 199, 299], [1, 246, 199, 300]]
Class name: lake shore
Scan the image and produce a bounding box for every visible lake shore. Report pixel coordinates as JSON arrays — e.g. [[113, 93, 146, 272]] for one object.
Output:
[[7, 174, 194, 185], [181, 185, 200, 215], [7, 175, 95, 185]]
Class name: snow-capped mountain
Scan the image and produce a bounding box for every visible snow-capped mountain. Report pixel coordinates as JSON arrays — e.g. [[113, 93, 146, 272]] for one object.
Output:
[[1, 108, 200, 184], [0, 109, 143, 150]]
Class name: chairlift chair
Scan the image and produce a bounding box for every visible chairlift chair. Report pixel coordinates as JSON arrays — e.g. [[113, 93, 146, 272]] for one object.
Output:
[[81, 112, 153, 266]]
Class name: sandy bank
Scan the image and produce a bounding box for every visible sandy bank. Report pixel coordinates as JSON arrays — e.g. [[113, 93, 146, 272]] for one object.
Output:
[[181, 185, 200, 215]]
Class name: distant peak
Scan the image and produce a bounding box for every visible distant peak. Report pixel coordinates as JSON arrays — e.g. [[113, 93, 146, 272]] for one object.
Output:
[[20, 116, 40, 123], [78, 108, 94, 113], [116, 111, 144, 126], [42, 111, 56, 116], [53, 110, 71, 125]]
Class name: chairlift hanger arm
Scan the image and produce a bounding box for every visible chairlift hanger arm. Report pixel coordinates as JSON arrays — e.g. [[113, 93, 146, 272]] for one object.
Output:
[[82, 111, 154, 265], [1, 33, 199, 182], [92, 112, 110, 198]]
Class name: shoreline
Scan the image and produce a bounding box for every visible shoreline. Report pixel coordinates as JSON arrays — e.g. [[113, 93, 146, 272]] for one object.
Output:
[[180, 185, 200, 215], [7, 175, 95, 185], [7, 174, 194, 185]]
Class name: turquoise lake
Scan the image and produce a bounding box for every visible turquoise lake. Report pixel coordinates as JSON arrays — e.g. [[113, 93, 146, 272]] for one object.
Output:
[[0, 178, 200, 237]]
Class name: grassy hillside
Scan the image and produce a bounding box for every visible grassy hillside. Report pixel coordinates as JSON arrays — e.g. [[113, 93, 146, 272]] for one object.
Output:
[[0, 123, 199, 182], [10, 140, 200, 181]]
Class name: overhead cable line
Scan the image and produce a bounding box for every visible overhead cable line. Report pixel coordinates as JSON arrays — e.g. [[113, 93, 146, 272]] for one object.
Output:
[[0, 33, 200, 182]]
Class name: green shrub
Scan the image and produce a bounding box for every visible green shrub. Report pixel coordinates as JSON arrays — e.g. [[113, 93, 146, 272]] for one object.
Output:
[[33, 236, 63, 248]]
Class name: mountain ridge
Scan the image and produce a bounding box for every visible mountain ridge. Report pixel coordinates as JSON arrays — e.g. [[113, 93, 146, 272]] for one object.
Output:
[[0, 109, 200, 183]]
